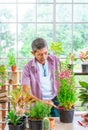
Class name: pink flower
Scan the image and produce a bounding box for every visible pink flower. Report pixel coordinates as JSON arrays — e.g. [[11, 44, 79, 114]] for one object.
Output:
[[79, 51, 88, 62], [59, 69, 71, 80], [56, 68, 75, 88]]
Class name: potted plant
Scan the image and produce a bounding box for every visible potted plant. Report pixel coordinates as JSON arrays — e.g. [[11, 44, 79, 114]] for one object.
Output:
[[8, 86, 41, 130], [7, 50, 17, 72], [68, 52, 78, 70], [79, 81, 88, 107], [79, 50, 88, 72], [8, 86, 40, 114], [8, 86, 23, 110], [27, 101, 51, 130], [8, 86, 56, 130], [56, 68, 77, 123], [6, 109, 23, 130], [0, 65, 7, 87], [78, 81, 88, 122], [8, 86, 40, 130], [0, 65, 8, 103]]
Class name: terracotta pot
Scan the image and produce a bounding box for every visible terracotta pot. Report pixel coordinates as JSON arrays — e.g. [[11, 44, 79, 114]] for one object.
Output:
[[49, 117, 55, 129], [11, 66, 17, 72]]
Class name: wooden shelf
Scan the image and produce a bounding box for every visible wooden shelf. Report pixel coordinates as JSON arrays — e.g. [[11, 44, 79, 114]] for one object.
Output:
[[0, 121, 6, 124], [0, 71, 20, 129], [0, 109, 8, 111], [75, 72, 88, 75]]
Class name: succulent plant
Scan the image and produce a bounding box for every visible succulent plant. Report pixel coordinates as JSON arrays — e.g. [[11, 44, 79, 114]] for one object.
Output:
[[43, 117, 50, 130]]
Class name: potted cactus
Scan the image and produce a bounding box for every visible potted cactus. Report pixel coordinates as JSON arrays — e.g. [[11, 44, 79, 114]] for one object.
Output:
[[42, 117, 55, 130], [43, 117, 50, 130]]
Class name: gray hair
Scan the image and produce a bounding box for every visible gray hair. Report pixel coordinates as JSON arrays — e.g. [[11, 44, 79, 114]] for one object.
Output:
[[31, 38, 48, 52]]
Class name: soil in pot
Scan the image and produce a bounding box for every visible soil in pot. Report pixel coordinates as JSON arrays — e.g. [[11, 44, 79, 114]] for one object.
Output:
[[59, 109, 74, 123]]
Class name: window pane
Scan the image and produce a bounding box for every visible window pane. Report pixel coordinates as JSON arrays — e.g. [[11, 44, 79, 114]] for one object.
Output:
[[18, 59, 29, 70], [56, 0, 72, 2], [18, 24, 36, 58], [73, 24, 88, 52], [56, 24, 72, 57], [18, 0, 36, 3], [74, 5, 88, 22], [37, 24, 53, 43], [0, 0, 16, 3], [37, 4, 53, 22], [0, 59, 9, 67], [0, 23, 16, 58], [0, 4, 16, 22], [74, 0, 88, 2], [37, 0, 53, 3], [18, 4, 36, 22], [56, 4, 72, 22]]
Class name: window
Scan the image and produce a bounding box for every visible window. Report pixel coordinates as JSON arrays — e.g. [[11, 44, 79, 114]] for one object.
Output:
[[0, 0, 88, 110], [0, 0, 88, 68]]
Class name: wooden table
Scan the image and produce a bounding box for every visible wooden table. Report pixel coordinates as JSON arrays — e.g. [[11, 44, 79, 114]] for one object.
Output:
[[4, 114, 88, 130]]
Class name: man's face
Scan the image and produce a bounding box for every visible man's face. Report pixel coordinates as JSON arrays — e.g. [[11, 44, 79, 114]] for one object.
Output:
[[32, 47, 48, 64]]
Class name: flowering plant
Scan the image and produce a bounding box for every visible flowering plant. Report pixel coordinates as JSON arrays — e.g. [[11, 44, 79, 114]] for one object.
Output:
[[56, 69, 77, 110], [79, 50, 88, 62]]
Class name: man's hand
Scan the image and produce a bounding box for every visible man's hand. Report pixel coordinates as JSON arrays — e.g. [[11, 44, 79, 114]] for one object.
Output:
[[42, 100, 58, 109]]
